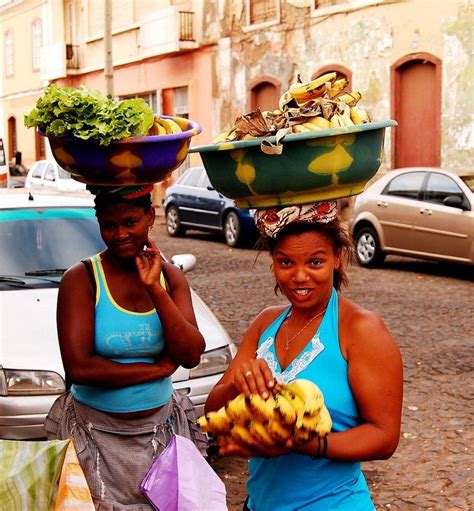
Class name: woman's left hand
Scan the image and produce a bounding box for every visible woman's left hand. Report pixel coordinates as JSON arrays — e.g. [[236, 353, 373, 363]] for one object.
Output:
[[135, 237, 163, 288]]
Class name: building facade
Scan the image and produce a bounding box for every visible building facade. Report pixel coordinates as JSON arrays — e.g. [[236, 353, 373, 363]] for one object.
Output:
[[0, 0, 47, 167], [220, 0, 472, 172], [0, 0, 471, 175]]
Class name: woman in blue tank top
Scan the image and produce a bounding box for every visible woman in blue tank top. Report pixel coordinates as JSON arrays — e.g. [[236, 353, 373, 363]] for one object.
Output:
[[205, 201, 403, 511], [46, 185, 206, 509]]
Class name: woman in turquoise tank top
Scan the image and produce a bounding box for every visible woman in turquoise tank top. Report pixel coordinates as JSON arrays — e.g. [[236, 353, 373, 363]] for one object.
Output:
[[205, 201, 403, 511], [45, 185, 207, 509]]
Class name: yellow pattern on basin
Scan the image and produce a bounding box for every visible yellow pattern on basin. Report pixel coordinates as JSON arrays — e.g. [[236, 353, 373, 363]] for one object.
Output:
[[54, 146, 75, 166], [176, 142, 189, 162], [110, 151, 143, 169], [231, 150, 254, 185], [308, 135, 355, 185]]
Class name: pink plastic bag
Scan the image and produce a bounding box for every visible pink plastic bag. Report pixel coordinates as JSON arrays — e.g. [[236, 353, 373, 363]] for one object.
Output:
[[140, 435, 227, 511]]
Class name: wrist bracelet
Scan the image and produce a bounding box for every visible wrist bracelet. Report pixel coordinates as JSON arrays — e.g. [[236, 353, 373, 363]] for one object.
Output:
[[320, 435, 328, 458], [310, 435, 321, 460]]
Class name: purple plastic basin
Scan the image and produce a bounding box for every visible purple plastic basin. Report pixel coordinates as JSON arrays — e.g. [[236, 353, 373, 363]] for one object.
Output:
[[41, 116, 201, 186]]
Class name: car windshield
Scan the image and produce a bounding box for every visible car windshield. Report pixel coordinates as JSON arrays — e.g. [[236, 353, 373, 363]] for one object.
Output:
[[459, 175, 474, 193], [0, 207, 105, 278]]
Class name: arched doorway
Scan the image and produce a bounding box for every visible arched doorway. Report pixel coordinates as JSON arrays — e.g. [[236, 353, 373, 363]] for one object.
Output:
[[249, 77, 280, 112], [8, 117, 17, 161], [391, 54, 441, 168], [311, 64, 352, 87]]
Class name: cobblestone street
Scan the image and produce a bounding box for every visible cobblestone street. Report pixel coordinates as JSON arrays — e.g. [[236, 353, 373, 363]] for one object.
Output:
[[154, 218, 473, 511]]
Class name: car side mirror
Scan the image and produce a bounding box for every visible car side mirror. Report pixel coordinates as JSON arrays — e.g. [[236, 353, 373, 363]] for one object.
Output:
[[170, 254, 197, 273], [443, 195, 469, 210], [206, 185, 215, 191]]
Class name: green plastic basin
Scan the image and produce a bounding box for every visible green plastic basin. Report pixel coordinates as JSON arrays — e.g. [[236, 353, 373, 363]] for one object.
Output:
[[189, 120, 397, 208]]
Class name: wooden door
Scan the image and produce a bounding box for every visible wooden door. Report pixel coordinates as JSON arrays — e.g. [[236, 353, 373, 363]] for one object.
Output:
[[392, 55, 441, 168], [250, 81, 280, 112]]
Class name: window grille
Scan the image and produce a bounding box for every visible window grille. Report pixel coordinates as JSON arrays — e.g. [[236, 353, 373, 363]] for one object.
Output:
[[249, 0, 278, 25]]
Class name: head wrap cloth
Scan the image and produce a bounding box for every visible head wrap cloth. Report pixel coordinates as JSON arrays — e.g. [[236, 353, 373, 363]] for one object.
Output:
[[254, 200, 338, 238], [87, 184, 154, 199]]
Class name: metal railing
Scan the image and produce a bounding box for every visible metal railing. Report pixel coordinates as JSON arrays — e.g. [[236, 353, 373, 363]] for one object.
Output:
[[65, 44, 80, 70], [179, 11, 194, 42]]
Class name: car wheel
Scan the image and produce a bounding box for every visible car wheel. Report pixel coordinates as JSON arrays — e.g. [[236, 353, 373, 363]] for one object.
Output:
[[166, 206, 186, 237], [224, 211, 241, 247], [355, 226, 385, 268]]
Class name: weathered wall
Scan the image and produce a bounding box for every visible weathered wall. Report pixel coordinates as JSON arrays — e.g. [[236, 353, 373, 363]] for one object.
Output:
[[213, 0, 473, 171]]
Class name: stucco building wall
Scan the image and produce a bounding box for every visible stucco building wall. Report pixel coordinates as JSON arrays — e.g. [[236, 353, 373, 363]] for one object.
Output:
[[220, 0, 472, 171]]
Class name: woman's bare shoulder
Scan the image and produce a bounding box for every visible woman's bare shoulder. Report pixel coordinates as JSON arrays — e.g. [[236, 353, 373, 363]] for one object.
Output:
[[339, 295, 382, 326], [339, 294, 399, 353], [251, 305, 288, 330]]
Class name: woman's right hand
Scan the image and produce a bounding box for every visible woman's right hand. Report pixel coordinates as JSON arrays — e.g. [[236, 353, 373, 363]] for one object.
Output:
[[232, 358, 275, 399]]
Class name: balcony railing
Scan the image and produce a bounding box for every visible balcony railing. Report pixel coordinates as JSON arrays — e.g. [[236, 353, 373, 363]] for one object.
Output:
[[179, 11, 194, 42], [65, 44, 80, 70]]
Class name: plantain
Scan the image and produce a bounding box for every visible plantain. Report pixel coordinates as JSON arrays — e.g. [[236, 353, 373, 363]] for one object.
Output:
[[155, 117, 182, 134], [350, 106, 370, 124], [200, 406, 232, 435], [315, 405, 333, 436], [289, 72, 337, 101], [225, 393, 253, 424], [230, 424, 255, 447], [328, 78, 348, 99], [274, 393, 297, 426], [248, 394, 277, 422], [266, 419, 292, 444], [283, 379, 325, 416], [336, 91, 362, 107], [307, 116, 331, 130], [249, 420, 275, 446]]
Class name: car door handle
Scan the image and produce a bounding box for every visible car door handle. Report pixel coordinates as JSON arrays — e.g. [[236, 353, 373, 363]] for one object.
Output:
[[377, 201, 388, 207], [419, 208, 432, 215]]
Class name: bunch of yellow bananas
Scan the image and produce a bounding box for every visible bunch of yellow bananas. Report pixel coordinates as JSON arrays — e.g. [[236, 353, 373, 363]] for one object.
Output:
[[212, 71, 371, 143], [197, 379, 332, 449], [287, 72, 370, 133], [147, 116, 184, 136]]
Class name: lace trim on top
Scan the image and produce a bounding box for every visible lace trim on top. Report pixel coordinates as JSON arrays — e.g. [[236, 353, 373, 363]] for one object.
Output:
[[256, 333, 325, 383]]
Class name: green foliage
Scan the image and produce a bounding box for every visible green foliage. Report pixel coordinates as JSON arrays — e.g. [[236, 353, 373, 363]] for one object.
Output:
[[24, 85, 155, 146]]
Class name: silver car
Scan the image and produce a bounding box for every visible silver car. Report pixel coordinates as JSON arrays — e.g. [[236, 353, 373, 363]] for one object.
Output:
[[0, 189, 234, 439], [349, 167, 474, 267]]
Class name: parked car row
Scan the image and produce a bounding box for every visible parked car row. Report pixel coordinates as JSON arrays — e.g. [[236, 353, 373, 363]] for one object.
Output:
[[0, 189, 235, 440]]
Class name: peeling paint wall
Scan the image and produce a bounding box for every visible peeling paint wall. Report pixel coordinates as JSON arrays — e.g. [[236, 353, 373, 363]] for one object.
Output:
[[206, 0, 472, 171]]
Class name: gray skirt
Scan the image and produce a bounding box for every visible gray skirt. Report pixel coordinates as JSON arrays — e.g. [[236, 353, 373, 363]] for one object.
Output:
[[45, 391, 208, 510]]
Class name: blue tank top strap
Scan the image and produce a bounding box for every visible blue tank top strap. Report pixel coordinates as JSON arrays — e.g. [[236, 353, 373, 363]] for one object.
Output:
[[89, 254, 167, 304]]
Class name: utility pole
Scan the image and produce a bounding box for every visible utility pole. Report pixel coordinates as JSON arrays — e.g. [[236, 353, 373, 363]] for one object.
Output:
[[104, 0, 113, 96]]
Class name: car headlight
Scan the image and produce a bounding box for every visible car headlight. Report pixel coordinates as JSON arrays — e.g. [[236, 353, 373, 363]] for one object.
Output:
[[189, 346, 233, 379], [0, 368, 65, 396]]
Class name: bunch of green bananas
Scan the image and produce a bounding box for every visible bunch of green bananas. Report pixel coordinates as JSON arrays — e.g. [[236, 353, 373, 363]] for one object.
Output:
[[197, 379, 332, 448], [147, 116, 185, 136]]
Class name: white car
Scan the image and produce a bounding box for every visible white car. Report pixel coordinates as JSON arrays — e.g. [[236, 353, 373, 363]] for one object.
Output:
[[24, 159, 87, 193], [0, 189, 234, 440]]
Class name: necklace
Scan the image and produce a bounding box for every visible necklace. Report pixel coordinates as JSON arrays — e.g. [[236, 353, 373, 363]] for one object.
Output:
[[285, 308, 326, 351]]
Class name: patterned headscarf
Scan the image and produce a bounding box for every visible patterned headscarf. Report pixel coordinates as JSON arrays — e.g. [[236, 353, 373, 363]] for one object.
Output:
[[254, 200, 338, 238], [87, 184, 154, 199]]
